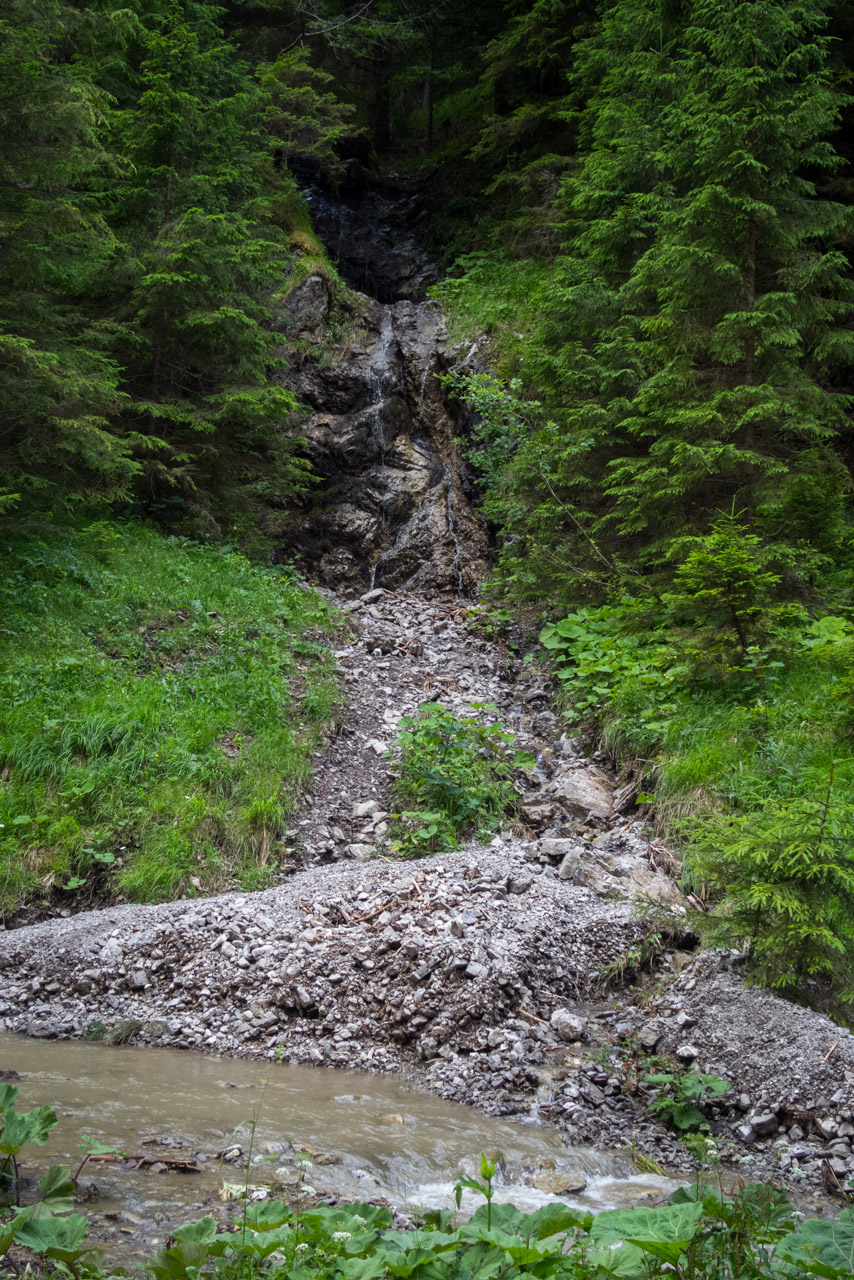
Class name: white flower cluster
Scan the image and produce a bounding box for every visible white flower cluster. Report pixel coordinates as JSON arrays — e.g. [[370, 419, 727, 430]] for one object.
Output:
[[332, 1231, 353, 1242]]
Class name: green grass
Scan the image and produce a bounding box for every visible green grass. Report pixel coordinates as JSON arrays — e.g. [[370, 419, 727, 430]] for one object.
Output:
[[0, 521, 340, 916], [430, 253, 548, 377]]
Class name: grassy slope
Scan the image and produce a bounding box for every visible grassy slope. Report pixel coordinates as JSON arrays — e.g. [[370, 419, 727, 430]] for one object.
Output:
[[0, 522, 340, 916]]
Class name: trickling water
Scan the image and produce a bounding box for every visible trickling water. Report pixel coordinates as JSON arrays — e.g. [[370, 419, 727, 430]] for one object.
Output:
[[443, 466, 465, 597], [368, 310, 395, 467]]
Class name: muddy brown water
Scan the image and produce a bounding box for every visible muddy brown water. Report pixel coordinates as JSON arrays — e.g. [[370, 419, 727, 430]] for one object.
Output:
[[1, 1032, 677, 1260]]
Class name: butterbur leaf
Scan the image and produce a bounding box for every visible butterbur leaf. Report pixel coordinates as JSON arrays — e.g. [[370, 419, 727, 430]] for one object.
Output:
[[148, 1239, 211, 1280], [173, 1216, 219, 1244], [243, 1199, 291, 1229], [590, 1201, 703, 1263], [13, 1212, 90, 1261], [79, 1135, 125, 1158], [468, 1202, 525, 1234], [337, 1255, 390, 1280], [777, 1208, 854, 1278], [586, 1242, 649, 1278], [0, 1104, 57, 1155], [422, 1208, 456, 1233], [0, 1084, 20, 1113], [1, 1210, 29, 1256], [518, 1202, 592, 1239], [35, 1165, 76, 1214]]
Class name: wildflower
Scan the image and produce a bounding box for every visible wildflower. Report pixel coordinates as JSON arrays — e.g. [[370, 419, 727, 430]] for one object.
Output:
[[332, 1231, 352, 1242], [351, 1216, 367, 1229], [295, 1243, 309, 1254]]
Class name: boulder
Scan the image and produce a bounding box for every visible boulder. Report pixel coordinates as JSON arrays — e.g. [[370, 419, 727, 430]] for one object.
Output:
[[550, 767, 614, 819], [551, 1008, 588, 1042]]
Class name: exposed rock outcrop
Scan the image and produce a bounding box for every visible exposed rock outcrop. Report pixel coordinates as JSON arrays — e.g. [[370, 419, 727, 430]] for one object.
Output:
[[273, 297, 488, 594]]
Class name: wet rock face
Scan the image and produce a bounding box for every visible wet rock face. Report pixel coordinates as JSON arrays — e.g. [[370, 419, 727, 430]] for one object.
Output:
[[269, 181, 487, 596], [277, 296, 488, 594], [304, 186, 438, 304]]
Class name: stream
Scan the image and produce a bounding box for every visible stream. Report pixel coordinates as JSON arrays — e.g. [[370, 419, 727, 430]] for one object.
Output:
[[2, 1032, 676, 1259]]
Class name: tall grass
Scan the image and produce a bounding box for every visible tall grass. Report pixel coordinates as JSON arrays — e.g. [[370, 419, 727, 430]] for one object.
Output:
[[0, 522, 339, 915]]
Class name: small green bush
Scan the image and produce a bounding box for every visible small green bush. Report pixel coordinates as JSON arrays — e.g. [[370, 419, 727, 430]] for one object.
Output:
[[388, 702, 534, 857], [691, 772, 854, 1003]]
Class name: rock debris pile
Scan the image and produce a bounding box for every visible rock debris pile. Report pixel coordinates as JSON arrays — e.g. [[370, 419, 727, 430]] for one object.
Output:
[[2, 586, 854, 1197]]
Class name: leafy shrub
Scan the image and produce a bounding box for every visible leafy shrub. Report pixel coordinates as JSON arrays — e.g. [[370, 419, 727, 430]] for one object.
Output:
[[1, 1084, 98, 1273], [117, 1176, 854, 1280], [643, 1070, 730, 1133], [388, 702, 534, 857], [540, 596, 678, 734]]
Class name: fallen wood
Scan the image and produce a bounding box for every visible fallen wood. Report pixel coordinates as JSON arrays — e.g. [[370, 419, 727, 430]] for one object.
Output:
[[87, 1154, 200, 1173]]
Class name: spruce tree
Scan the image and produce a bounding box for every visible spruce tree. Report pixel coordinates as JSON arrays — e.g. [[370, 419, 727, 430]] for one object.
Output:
[[0, 0, 132, 517], [112, 2, 309, 534], [491, 0, 682, 598], [608, 0, 854, 571], [493, 0, 852, 600]]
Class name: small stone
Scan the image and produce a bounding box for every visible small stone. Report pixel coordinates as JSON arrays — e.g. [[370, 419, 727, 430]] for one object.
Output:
[[638, 1023, 661, 1051], [361, 589, 384, 604], [748, 1111, 778, 1136], [508, 873, 533, 895], [532, 1172, 588, 1195], [353, 800, 380, 819], [557, 850, 581, 881], [735, 1123, 756, 1144], [367, 739, 389, 756], [675, 1011, 697, 1030], [816, 1116, 839, 1141], [788, 1125, 805, 1142], [347, 843, 374, 860], [130, 970, 148, 990], [580, 1081, 605, 1106], [551, 1009, 588, 1043], [675, 1043, 698, 1062]]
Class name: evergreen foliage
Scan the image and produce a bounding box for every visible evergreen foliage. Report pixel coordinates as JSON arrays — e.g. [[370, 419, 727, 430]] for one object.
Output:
[[0, 1, 132, 513]]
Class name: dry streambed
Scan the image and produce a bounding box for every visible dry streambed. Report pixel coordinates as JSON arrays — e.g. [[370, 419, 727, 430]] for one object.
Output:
[[1, 588, 853, 1204]]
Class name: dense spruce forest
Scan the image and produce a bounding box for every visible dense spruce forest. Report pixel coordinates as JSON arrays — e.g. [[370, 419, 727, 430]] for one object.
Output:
[[3, 0, 854, 1014]]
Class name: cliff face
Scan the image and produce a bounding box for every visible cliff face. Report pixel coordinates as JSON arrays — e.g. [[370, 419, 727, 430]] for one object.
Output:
[[269, 184, 488, 595]]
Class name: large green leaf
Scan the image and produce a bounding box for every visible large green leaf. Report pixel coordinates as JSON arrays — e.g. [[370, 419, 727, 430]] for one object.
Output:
[[148, 1238, 211, 1280], [0, 1209, 29, 1257], [337, 1254, 391, 1280], [13, 1212, 91, 1263], [243, 1199, 292, 1230], [467, 1202, 526, 1234], [518, 1202, 592, 1239], [586, 1242, 650, 1278], [0, 1105, 57, 1155], [590, 1201, 703, 1264], [33, 1164, 76, 1215], [777, 1209, 854, 1279], [0, 1085, 20, 1115], [172, 1216, 219, 1245]]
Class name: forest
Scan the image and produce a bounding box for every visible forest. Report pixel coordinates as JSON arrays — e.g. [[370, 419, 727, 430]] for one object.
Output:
[[3, 0, 854, 1001], [7, 2, 854, 1274]]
